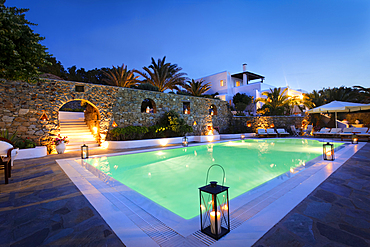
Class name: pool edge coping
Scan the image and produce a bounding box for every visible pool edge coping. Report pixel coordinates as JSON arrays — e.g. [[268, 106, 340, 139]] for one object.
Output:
[[56, 139, 366, 247]]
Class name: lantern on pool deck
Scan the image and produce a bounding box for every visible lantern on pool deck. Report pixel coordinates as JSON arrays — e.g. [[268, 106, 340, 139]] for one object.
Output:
[[81, 144, 89, 159], [240, 134, 245, 140], [352, 134, 358, 144], [182, 136, 188, 147], [199, 164, 230, 240], [323, 142, 334, 161]]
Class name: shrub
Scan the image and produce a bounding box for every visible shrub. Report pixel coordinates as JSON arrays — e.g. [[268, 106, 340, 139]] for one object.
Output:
[[110, 126, 149, 141], [14, 137, 36, 149], [158, 110, 193, 137]]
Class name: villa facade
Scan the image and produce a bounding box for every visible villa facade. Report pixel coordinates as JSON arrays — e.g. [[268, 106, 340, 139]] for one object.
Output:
[[197, 64, 306, 114]]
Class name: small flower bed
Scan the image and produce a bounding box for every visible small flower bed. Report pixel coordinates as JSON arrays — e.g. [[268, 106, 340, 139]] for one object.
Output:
[[53, 134, 69, 145]]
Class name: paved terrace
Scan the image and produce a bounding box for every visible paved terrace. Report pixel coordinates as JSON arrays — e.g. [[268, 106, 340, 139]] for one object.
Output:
[[0, 142, 369, 246]]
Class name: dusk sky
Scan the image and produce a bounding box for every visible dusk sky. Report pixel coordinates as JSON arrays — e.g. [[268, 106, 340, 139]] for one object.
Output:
[[7, 0, 370, 92]]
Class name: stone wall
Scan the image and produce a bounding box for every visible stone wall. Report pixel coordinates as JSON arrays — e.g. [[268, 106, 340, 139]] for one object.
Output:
[[0, 79, 231, 146], [230, 116, 307, 134]]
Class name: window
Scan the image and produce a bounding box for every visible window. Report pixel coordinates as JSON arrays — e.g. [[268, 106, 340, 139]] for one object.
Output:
[[75, 85, 84, 92], [183, 102, 190, 114], [220, 80, 224, 87], [236, 81, 240, 87]]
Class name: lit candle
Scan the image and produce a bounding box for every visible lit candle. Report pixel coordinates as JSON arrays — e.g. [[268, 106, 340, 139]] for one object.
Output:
[[326, 150, 332, 160], [210, 211, 221, 235]]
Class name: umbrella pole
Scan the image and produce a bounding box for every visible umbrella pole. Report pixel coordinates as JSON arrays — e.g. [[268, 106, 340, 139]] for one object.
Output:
[[335, 112, 337, 128]]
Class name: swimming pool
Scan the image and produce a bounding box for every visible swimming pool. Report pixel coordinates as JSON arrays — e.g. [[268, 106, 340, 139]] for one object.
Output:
[[84, 139, 343, 219]]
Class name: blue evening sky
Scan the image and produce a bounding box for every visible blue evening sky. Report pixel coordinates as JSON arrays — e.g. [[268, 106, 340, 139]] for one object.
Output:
[[6, 0, 370, 92]]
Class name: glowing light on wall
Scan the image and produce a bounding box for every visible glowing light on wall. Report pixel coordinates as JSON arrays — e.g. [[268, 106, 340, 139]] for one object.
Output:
[[101, 141, 109, 149], [159, 139, 168, 146], [93, 127, 98, 134]]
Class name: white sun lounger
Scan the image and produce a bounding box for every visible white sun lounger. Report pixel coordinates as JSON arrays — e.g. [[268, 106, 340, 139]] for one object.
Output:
[[276, 128, 289, 137]]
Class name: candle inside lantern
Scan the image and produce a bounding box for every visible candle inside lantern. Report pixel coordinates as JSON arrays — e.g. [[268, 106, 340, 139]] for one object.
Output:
[[210, 211, 221, 235], [326, 150, 332, 160]]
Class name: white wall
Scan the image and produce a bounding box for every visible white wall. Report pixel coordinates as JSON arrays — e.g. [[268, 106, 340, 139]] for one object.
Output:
[[197, 71, 228, 95]]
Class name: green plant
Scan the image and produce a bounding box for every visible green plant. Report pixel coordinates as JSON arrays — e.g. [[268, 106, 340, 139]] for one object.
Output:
[[0, 129, 17, 142], [14, 137, 36, 149], [110, 126, 149, 141], [0, 1, 50, 82], [158, 110, 193, 137]]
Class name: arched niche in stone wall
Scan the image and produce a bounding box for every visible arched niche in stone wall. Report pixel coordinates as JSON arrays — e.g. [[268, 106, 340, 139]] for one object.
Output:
[[209, 104, 217, 116], [141, 98, 157, 113]]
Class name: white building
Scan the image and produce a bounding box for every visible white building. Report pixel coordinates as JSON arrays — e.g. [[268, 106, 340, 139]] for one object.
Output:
[[197, 64, 306, 114]]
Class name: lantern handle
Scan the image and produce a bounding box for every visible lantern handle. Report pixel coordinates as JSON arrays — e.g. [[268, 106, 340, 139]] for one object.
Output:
[[205, 164, 226, 186]]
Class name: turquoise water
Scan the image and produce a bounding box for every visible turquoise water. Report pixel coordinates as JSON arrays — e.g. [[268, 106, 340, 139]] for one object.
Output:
[[85, 139, 343, 219]]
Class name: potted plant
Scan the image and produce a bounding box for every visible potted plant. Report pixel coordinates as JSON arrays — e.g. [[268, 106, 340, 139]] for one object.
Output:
[[53, 134, 69, 154]]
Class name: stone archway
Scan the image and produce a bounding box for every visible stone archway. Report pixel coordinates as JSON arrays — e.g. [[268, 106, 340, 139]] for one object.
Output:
[[58, 99, 103, 143]]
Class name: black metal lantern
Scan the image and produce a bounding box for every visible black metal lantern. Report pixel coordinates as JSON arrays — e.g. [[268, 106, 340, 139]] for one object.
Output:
[[352, 134, 358, 144], [81, 144, 89, 159], [199, 165, 230, 240], [182, 136, 188, 147], [323, 142, 334, 161]]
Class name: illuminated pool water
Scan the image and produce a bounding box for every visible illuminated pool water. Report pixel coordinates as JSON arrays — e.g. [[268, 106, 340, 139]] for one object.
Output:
[[84, 139, 343, 219]]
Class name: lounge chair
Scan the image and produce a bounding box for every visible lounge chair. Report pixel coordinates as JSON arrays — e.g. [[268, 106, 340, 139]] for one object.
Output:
[[340, 127, 367, 141], [302, 125, 313, 136], [313, 128, 330, 137], [356, 128, 370, 141], [325, 128, 343, 138], [266, 129, 278, 137], [276, 128, 289, 137], [0, 137, 15, 184], [290, 126, 300, 136], [257, 129, 268, 138]]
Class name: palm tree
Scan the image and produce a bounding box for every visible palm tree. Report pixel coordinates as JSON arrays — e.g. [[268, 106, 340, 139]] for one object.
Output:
[[353, 86, 370, 103], [182, 79, 211, 96], [134, 56, 187, 92], [255, 87, 290, 115], [102, 64, 139, 88], [290, 93, 314, 113], [307, 90, 326, 108]]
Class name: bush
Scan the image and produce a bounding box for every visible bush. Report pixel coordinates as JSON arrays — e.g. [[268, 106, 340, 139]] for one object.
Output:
[[110, 126, 149, 141], [158, 110, 193, 137], [14, 138, 36, 149]]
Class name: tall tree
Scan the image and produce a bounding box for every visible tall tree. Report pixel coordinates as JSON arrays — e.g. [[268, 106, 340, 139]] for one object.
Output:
[[353, 86, 370, 103], [134, 56, 187, 92], [102, 64, 139, 88], [182, 79, 211, 96], [256, 87, 290, 115], [0, 1, 50, 82]]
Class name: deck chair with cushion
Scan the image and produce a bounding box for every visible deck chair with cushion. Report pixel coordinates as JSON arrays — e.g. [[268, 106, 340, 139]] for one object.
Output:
[[0, 137, 17, 184], [276, 128, 289, 137], [325, 128, 343, 138], [266, 129, 278, 137], [356, 128, 370, 141], [339, 128, 355, 140], [313, 128, 330, 137], [257, 129, 268, 138]]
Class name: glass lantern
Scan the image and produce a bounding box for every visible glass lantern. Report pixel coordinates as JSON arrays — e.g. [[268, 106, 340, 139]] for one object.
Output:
[[81, 144, 89, 159], [199, 165, 230, 240], [352, 134, 358, 144], [240, 134, 245, 140], [182, 136, 188, 147], [323, 142, 334, 161]]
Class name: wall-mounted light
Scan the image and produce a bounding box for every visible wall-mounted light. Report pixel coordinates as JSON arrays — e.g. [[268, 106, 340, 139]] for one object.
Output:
[[39, 111, 48, 122]]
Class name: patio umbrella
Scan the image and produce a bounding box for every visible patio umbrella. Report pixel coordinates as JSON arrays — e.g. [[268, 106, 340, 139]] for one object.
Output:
[[306, 101, 370, 128]]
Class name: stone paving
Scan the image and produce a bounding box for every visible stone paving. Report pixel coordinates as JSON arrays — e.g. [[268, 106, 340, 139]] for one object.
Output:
[[0, 149, 126, 247], [0, 143, 369, 246], [254, 143, 370, 247]]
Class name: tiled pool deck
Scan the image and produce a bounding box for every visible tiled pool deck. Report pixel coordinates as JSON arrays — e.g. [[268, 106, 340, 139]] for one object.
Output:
[[0, 140, 369, 246]]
